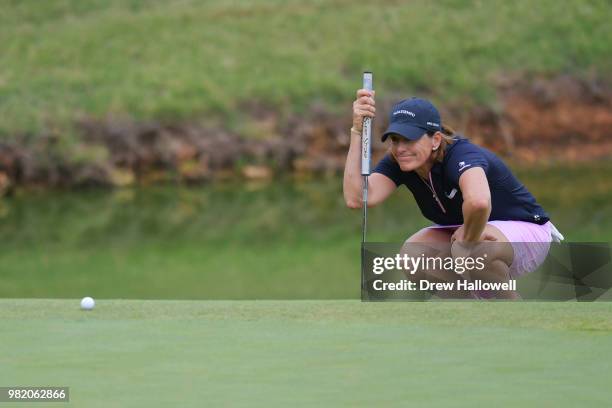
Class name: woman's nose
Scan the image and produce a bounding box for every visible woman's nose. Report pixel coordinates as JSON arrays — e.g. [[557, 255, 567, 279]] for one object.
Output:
[[396, 142, 409, 153]]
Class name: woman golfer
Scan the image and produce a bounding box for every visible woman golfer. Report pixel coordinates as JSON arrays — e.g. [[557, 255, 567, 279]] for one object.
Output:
[[343, 90, 563, 298]]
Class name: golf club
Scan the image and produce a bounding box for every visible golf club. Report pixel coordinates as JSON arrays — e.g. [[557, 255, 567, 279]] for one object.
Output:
[[361, 72, 373, 296], [361, 71, 373, 244]]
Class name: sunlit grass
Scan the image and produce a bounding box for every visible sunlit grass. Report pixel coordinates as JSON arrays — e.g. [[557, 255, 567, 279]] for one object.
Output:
[[1, 299, 611, 406]]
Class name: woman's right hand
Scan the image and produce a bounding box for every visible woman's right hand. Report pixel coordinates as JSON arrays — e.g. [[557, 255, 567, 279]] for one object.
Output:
[[352, 88, 376, 133]]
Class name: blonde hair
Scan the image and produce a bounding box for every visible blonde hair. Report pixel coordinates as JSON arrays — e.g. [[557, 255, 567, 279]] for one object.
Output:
[[388, 124, 457, 163]]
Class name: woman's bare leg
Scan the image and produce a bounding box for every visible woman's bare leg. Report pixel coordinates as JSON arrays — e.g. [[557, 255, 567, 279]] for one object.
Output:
[[401, 227, 474, 299], [453, 224, 518, 299]]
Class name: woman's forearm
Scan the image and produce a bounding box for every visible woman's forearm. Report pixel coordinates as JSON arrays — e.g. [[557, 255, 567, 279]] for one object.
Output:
[[461, 198, 491, 241], [343, 130, 364, 208]]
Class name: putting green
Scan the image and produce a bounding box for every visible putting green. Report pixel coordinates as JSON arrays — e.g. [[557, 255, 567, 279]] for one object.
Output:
[[1, 300, 611, 407]]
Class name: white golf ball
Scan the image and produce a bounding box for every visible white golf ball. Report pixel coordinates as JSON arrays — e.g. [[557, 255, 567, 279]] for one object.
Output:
[[80, 297, 95, 310]]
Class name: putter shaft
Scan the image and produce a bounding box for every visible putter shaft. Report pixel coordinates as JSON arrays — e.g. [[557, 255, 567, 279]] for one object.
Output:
[[362, 175, 368, 243]]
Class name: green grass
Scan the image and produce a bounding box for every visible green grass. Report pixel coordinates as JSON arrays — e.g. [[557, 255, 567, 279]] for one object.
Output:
[[0, 0, 610, 135], [1, 299, 611, 407]]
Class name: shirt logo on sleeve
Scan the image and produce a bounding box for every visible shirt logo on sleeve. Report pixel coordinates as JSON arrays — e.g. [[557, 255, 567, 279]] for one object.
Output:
[[458, 161, 471, 172], [445, 188, 458, 199]]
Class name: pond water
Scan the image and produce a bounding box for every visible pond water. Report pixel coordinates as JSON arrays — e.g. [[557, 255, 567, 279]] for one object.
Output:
[[1, 162, 610, 299]]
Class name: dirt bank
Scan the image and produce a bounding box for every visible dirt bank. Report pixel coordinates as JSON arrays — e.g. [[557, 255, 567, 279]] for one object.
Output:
[[0, 75, 610, 195]]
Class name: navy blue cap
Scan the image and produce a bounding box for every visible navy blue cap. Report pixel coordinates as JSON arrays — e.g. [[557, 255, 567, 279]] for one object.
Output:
[[382, 97, 442, 141]]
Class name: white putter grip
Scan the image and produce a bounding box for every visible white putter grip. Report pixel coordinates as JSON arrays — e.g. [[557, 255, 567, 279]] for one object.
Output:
[[361, 72, 373, 176]]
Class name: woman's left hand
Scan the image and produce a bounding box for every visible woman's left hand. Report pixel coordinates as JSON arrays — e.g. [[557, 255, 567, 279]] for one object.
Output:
[[450, 225, 498, 244], [450, 226, 497, 260]]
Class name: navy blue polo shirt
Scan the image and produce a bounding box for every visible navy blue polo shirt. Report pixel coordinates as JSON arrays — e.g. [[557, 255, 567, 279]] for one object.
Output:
[[373, 137, 549, 225]]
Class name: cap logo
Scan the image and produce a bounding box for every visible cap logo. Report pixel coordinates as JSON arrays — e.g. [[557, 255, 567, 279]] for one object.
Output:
[[393, 110, 415, 117], [426, 121, 440, 128]]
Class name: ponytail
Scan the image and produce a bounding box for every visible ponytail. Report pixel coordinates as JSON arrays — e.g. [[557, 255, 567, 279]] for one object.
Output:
[[441, 124, 456, 137], [427, 125, 457, 162]]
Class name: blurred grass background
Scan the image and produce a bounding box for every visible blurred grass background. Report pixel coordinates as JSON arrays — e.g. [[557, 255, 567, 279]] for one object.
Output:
[[1, 0, 610, 135]]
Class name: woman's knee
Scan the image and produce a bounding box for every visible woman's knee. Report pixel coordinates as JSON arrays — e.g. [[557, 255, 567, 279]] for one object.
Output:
[[451, 241, 511, 262], [405, 227, 453, 244], [400, 228, 454, 282], [402, 229, 451, 261]]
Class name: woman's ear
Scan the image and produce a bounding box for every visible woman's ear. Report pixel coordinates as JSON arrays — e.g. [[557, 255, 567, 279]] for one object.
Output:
[[432, 131, 443, 151]]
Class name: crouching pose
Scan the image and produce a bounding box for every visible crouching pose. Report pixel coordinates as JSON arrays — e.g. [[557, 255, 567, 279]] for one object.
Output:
[[343, 91, 563, 299]]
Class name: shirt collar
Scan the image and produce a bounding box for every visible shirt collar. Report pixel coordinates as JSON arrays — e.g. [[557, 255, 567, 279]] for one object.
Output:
[[431, 161, 443, 176]]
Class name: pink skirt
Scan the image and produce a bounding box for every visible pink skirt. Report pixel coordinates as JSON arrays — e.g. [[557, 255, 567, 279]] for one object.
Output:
[[424, 220, 559, 277]]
